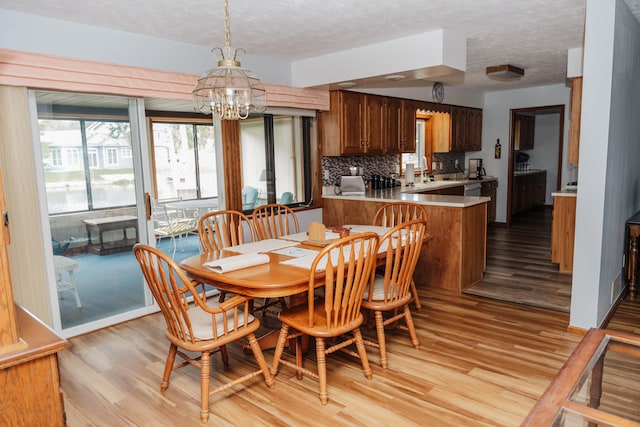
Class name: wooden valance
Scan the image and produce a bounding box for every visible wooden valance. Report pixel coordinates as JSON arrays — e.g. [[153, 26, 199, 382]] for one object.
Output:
[[0, 48, 329, 111]]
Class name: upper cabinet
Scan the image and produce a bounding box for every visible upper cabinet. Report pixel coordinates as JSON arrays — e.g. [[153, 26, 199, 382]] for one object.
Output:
[[399, 99, 420, 153], [568, 77, 582, 164], [320, 91, 482, 156], [320, 91, 417, 156], [432, 106, 482, 153], [514, 113, 536, 150]]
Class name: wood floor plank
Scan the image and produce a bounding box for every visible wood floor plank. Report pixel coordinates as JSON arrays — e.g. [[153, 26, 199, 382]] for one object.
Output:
[[58, 207, 640, 425]]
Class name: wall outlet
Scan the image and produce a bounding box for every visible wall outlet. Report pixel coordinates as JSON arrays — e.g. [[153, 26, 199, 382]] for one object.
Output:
[[323, 169, 329, 180]]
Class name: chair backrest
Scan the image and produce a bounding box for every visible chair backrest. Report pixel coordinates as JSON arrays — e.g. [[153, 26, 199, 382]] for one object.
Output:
[[279, 191, 294, 204], [242, 187, 259, 210], [252, 203, 300, 240], [133, 244, 253, 344], [306, 232, 379, 329], [366, 219, 427, 304], [198, 210, 256, 253], [372, 201, 428, 227]]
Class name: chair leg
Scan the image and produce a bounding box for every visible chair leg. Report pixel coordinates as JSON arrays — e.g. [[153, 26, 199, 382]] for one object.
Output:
[[200, 350, 211, 423], [374, 310, 388, 369], [404, 305, 420, 348], [220, 344, 229, 365], [246, 333, 275, 388], [315, 337, 328, 405], [270, 324, 290, 375], [353, 328, 372, 380], [161, 343, 178, 392], [411, 279, 422, 311]]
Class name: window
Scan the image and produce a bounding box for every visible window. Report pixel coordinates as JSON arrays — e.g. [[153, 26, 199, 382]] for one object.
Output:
[[50, 148, 62, 167], [64, 147, 80, 166], [401, 118, 426, 175], [106, 147, 118, 166], [150, 119, 218, 201], [38, 112, 135, 214], [239, 114, 311, 211], [121, 147, 132, 158]]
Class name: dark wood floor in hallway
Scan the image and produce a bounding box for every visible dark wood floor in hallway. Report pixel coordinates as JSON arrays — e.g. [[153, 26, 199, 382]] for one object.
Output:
[[465, 206, 573, 312]]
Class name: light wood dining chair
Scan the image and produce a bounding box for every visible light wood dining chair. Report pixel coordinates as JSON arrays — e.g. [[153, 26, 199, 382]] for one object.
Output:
[[362, 219, 427, 368], [252, 203, 300, 240], [133, 244, 274, 423], [198, 209, 256, 253], [198, 210, 256, 302], [270, 232, 379, 405], [372, 201, 428, 310], [251, 203, 300, 314]]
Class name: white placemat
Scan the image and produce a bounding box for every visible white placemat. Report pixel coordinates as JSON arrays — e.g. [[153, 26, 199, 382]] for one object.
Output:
[[227, 238, 298, 254], [204, 253, 270, 273]]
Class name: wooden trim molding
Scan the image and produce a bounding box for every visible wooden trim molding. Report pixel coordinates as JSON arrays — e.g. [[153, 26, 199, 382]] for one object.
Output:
[[221, 121, 243, 212], [0, 48, 329, 111]]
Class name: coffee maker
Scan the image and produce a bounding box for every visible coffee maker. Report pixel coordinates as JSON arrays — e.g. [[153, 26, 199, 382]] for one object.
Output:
[[469, 158, 485, 180]]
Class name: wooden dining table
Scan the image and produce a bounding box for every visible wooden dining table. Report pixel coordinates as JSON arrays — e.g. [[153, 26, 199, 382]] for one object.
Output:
[[179, 227, 393, 350]]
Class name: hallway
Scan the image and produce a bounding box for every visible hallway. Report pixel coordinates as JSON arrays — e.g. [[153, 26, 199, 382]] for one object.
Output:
[[465, 207, 572, 312]]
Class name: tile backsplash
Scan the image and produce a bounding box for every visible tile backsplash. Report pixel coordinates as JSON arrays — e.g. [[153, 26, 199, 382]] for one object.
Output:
[[322, 152, 466, 186], [322, 155, 400, 186]]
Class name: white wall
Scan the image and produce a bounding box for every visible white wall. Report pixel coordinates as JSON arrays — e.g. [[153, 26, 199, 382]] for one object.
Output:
[[482, 86, 571, 223], [0, 8, 292, 86], [571, 0, 640, 329], [533, 114, 562, 205]]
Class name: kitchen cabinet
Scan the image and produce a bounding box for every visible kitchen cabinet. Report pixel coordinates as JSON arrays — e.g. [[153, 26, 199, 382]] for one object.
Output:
[[385, 97, 401, 154], [551, 193, 576, 273], [418, 185, 465, 196], [512, 170, 547, 215], [435, 106, 482, 153], [481, 180, 498, 223], [568, 77, 582, 164], [321, 91, 411, 156], [514, 113, 535, 150], [399, 99, 420, 153]]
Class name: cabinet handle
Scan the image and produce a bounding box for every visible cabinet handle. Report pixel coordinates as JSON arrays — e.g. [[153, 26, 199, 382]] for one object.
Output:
[[360, 140, 365, 148]]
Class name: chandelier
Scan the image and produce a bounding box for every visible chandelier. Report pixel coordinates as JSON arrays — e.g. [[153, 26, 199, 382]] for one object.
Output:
[[193, 0, 266, 120]]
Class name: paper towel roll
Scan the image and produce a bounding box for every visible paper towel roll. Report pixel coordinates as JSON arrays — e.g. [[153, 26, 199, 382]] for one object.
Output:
[[405, 163, 415, 184]]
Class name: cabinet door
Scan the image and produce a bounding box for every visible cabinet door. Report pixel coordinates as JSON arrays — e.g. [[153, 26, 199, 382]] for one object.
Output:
[[467, 108, 483, 151], [364, 95, 386, 154], [386, 97, 402, 154], [339, 91, 366, 155], [400, 99, 419, 153], [568, 77, 582, 164], [451, 107, 468, 152]]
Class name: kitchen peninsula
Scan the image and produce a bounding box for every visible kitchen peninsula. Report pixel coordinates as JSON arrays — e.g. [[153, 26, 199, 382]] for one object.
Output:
[[323, 178, 495, 293]]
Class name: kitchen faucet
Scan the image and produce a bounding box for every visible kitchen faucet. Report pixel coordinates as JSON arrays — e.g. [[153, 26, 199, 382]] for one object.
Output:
[[421, 156, 428, 182]]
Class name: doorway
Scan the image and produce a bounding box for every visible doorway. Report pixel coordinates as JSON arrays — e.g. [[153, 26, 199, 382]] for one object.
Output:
[[507, 105, 565, 224], [32, 91, 158, 336]]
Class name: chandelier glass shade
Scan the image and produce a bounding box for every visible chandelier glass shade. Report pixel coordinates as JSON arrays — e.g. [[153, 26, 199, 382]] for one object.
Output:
[[193, 0, 266, 120]]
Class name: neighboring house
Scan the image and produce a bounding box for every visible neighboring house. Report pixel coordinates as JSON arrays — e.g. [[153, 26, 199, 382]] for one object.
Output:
[[41, 124, 133, 172]]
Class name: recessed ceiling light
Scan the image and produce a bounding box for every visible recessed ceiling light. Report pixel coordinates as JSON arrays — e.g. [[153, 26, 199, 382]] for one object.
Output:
[[337, 82, 356, 88], [385, 74, 406, 81]]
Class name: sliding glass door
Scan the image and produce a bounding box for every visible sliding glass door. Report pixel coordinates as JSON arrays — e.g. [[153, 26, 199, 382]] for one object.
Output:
[[32, 91, 155, 336]]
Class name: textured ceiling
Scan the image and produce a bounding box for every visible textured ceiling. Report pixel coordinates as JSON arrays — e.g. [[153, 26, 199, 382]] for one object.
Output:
[[2, 0, 640, 91]]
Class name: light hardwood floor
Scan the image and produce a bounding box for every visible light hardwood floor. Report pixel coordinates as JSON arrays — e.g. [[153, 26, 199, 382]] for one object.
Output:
[[60, 288, 587, 426], [59, 209, 640, 426]]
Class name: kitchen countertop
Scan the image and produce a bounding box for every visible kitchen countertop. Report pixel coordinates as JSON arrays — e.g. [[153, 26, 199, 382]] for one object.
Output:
[[323, 177, 496, 208], [552, 189, 578, 197], [513, 169, 546, 176]]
